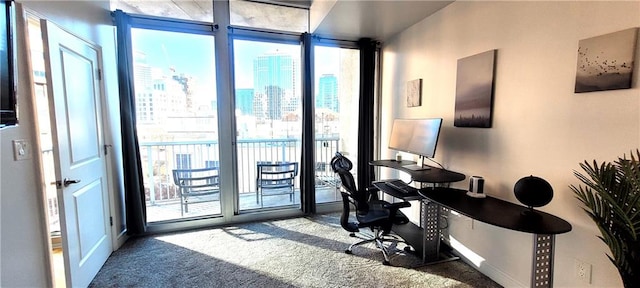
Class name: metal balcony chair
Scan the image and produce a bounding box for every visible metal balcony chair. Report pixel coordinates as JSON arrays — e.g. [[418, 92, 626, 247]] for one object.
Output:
[[256, 162, 299, 205], [172, 166, 220, 216]]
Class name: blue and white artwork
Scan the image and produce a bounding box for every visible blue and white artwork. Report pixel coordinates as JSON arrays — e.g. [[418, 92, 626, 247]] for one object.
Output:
[[454, 50, 496, 128], [575, 28, 638, 93]]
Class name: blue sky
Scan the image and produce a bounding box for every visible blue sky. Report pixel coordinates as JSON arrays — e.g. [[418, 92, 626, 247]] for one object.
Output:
[[132, 28, 341, 92], [132, 28, 216, 85]]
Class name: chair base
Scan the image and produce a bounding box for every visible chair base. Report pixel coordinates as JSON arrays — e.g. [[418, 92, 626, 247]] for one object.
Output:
[[345, 229, 410, 266]]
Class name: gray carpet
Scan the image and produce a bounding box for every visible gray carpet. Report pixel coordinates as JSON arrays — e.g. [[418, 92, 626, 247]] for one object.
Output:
[[90, 214, 502, 287]]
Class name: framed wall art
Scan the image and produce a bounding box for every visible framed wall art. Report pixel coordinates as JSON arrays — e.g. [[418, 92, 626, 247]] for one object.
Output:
[[454, 49, 496, 128], [406, 78, 422, 107], [575, 28, 638, 93]]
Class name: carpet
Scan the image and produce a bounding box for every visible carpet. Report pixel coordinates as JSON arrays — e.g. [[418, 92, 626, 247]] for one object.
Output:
[[89, 213, 501, 287]]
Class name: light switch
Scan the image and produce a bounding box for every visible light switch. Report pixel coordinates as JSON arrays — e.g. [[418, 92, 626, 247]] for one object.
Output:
[[13, 139, 32, 161]]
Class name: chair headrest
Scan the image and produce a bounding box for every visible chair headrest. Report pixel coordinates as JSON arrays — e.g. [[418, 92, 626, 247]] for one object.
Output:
[[330, 152, 353, 172]]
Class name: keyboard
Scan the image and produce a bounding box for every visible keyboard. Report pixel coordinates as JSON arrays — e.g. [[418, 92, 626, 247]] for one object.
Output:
[[385, 179, 418, 194], [402, 164, 431, 171]]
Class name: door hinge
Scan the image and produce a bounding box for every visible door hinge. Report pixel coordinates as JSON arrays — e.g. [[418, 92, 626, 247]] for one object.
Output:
[[110, 216, 113, 226], [97, 68, 102, 80]]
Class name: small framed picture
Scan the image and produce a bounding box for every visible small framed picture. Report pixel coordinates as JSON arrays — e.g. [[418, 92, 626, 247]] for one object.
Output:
[[407, 79, 422, 107], [575, 28, 638, 93]]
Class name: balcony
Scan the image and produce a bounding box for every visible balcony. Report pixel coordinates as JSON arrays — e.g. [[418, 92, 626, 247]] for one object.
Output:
[[141, 137, 343, 222]]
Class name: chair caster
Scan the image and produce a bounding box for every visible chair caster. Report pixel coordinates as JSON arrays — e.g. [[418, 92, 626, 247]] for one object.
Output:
[[404, 246, 414, 253], [345, 249, 353, 254], [382, 260, 391, 266], [349, 233, 356, 237]]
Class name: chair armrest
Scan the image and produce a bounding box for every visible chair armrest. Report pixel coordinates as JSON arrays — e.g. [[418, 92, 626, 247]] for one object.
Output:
[[383, 201, 411, 227], [365, 186, 379, 193], [365, 186, 380, 201]]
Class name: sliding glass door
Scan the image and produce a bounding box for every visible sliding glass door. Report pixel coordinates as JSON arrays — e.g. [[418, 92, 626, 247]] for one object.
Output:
[[130, 27, 220, 222], [232, 37, 363, 210], [233, 38, 302, 211], [115, 8, 374, 230], [313, 44, 361, 204]]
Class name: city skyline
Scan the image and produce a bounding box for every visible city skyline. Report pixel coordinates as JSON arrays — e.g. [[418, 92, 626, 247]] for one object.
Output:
[[133, 31, 342, 116], [130, 28, 355, 142], [132, 29, 343, 92]]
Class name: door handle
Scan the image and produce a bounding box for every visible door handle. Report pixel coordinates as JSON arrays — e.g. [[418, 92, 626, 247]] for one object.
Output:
[[63, 178, 81, 187], [52, 178, 81, 188]]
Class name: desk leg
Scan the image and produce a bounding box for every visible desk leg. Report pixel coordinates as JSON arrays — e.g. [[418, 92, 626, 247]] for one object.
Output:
[[532, 234, 555, 288], [422, 200, 441, 262]]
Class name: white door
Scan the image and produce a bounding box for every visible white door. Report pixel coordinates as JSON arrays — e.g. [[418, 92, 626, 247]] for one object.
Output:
[[41, 20, 112, 288]]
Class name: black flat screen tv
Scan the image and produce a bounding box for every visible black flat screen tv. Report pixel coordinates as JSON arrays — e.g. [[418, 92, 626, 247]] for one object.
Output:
[[388, 118, 443, 159], [0, 0, 16, 128]]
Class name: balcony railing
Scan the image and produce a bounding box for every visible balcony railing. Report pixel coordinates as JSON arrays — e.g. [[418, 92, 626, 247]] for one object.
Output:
[[139, 137, 341, 211], [41, 138, 343, 227]]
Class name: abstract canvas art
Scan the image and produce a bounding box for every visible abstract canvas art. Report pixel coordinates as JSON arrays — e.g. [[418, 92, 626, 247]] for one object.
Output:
[[454, 50, 496, 128], [407, 79, 422, 107], [575, 28, 638, 93]]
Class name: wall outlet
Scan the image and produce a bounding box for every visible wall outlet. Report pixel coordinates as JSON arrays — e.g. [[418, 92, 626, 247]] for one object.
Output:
[[575, 259, 592, 284]]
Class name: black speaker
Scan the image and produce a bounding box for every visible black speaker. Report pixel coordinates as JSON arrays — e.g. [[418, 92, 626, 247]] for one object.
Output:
[[514, 175, 553, 208]]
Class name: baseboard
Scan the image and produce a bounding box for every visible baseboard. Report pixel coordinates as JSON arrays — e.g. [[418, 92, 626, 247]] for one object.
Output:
[[449, 238, 526, 287]]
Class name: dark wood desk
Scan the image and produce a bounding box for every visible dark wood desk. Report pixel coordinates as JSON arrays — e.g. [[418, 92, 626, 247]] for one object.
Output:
[[371, 159, 572, 286], [419, 187, 572, 234], [374, 180, 572, 288], [370, 160, 466, 183], [419, 187, 571, 288]]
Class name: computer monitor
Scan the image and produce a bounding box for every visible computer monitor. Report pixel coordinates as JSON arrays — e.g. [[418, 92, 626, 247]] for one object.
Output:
[[388, 118, 443, 170]]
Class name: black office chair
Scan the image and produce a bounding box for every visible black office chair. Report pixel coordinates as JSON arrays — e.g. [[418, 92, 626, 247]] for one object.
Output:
[[330, 152, 412, 265]]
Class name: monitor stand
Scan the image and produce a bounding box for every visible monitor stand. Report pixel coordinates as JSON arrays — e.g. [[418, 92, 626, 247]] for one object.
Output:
[[402, 164, 431, 171]]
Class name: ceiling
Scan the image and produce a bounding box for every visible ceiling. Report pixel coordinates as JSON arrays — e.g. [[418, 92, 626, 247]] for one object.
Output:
[[312, 1, 454, 41], [111, 0, 214, 22], [112, 0, 454, 42]]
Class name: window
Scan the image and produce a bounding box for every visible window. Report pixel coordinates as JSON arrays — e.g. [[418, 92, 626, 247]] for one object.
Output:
[[114, 1, 376, 231], [313, 44, 360, 204], [128, 21, 221, 222], [233, 38, 303, 210]]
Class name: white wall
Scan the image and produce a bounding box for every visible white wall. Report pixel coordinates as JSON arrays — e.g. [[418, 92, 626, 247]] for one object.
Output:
[[0, 1, 123, 286], [380, 1, 639, 287]]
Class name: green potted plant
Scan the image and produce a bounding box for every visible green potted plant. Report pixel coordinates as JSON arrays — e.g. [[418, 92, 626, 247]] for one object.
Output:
[[570, 150, 640, 288]]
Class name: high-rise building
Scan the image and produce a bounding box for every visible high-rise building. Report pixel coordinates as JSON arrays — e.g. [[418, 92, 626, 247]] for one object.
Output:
[[253, 50, 298, 120], [133, 52, 155, 124], [317, 74, 338, 112], [235, 88, 254, 115], [133, 51, 187, 126]]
